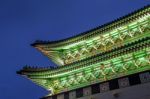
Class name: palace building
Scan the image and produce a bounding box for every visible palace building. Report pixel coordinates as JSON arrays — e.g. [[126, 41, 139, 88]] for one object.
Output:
[[17, 5, 150, 99]]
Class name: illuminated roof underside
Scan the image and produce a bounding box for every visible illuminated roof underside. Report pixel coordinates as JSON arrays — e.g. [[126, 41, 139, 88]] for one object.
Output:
[[18, 5, 150, 96], [31, 5, 150, 66]]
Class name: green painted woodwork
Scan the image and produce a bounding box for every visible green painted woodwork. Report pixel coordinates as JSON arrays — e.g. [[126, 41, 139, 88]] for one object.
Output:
[[20, 38, 150, 95], [17, 5, 150, 96], [22, 37, 150, 77]]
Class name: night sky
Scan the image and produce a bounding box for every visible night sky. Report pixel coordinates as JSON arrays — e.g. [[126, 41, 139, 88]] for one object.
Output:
[[0, 0, 149, 99]]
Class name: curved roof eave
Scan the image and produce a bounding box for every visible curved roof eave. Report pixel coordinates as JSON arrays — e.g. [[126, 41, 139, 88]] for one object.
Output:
[[31, 5, 150, 48]]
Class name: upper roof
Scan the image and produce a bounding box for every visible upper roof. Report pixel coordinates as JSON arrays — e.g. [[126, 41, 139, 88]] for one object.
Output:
[[30, 5, 150, 66], [31, 5, 149, 47]]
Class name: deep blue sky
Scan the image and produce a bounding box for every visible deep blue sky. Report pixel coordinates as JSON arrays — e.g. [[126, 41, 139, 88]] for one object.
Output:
[[0, 0, 149, 99]]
